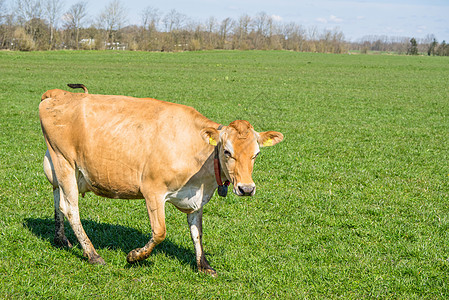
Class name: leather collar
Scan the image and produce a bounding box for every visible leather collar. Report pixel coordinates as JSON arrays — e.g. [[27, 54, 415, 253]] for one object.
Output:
[[214, 125, 230, 197]]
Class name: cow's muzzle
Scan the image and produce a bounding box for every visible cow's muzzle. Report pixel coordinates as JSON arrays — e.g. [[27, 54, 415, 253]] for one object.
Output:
[[235, 183, 256, 196]]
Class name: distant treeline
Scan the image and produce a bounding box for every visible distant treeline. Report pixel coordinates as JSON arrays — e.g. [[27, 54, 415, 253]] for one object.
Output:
[[0, 0, 447, 55], [350, 35, 449, 56]]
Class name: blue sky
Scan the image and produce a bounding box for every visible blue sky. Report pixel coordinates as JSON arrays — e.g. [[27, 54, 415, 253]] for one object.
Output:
[[6, 0, 449, 41]]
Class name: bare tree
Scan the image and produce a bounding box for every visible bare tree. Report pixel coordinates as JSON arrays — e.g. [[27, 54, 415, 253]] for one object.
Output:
[[253, 11, 272, 48], [282, 22, 305, 51], [45, 0, 64, 49], [0, 0, 6, 48], [219, 17, 232, 49], [204, 16, 217, 47], [64, 1, 87, 49], [141, 6, 160, 32], [423, 34, 437, 55], [233, 14, 252, 49], [0, 0, 7, 23], [206, 16, 217, 33], [162, 9, 187, 51], [317, 28, 346, 53], [140, 6, 160, 50], [162, 9, 186, 32], [15, 0, 43, 24], [98, 0, 128, 47], [15, 0, 46, 48], [0, 0, 16, 49]]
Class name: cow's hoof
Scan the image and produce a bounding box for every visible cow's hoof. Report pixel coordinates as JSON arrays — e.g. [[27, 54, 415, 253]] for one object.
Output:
[[54, 236, 73, 248], [126, 249, 142, 264], [200, 267, 217, 277], [87, 254, 106, 265]]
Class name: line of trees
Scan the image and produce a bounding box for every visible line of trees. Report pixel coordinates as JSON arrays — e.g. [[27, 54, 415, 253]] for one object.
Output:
[[350, 35, 449, 56], [0, 0, 348, 52], [0, 0, 447, 55]]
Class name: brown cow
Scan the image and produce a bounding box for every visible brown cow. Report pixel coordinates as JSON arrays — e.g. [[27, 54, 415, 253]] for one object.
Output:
[[40, 86, 283, 276]]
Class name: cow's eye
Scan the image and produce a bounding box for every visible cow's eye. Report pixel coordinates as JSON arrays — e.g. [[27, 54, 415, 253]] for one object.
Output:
[[223, 149, 232, 158]]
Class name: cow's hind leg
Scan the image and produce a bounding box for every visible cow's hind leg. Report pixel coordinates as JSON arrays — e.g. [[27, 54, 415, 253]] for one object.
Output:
[[44, 150, 72, 248], [48, 152, 105, 265], [127, 192, 166, 264], [53, 187, 73, 248], [188, 208, 217, 276]]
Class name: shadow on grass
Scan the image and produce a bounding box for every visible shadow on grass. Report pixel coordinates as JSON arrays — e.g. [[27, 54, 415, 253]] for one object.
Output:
[[24, 218, 197, 270]]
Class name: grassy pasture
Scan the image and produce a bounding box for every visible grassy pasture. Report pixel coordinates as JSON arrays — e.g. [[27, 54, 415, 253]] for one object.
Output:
[[0, 50, 448, 298]]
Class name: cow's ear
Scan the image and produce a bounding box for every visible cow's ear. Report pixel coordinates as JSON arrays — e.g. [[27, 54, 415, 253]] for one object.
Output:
[[258, 131, 284, 147], [201, 127, 220, 146]]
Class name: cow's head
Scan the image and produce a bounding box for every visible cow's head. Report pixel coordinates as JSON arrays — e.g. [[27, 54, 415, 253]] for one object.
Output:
[[202, 120, 283, 196]]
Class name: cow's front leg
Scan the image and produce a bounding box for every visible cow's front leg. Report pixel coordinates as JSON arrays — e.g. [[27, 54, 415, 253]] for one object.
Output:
[[127, 193, 166, 263], [188, 208, 217, 276]]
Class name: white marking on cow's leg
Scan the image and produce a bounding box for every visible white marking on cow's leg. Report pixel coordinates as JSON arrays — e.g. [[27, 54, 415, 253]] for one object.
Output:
[[51, 155, 105, 265], [59, 182, 105, 264], [44, 150, 71, 247], [53, 187, 72, 248], [187, 208, 217, 276], [43, 150, 56, 187], [127, 192, 166, 263]]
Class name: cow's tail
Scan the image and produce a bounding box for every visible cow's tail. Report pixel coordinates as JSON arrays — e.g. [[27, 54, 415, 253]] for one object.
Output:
[[67, 83, 88, 94]]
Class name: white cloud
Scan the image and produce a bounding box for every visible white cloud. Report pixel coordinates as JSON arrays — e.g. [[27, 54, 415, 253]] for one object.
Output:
[[329, 15, 343, 23], [316, 15, 343, 24], [271, 14, 283, 22], [417, 25, 427, 33]]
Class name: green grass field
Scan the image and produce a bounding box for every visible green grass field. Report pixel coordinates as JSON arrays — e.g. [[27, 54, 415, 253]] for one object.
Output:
[[1, 50, 448, 298]]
